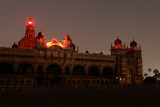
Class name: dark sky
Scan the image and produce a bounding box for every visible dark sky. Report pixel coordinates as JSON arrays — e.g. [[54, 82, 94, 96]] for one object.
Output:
[[0, 0, 160, 74]]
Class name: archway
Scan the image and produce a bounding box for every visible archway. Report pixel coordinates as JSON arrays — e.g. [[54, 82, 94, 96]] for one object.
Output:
[[102, 67, 114, 78], [18, 63, 34, 74], [126, 69, 133, 84], [46, 64, 62, 75], [46, 64, 63, 85], [88, 66, 100, 76], [73, 65, 85, 75], [0, 62, 14, 74], [6, 80, 11, 86]]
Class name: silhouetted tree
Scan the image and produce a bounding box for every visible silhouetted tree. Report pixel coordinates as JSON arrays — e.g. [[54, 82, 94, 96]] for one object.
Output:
[[144, 77, 156, 84], [153, 69, 159, 75], [144, 73, 148, 78], [147, 68, 152, 76]]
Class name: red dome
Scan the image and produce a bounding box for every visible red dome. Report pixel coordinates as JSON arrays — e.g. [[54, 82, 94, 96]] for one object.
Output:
[[130, 40, 137, 47], [114, 38, 122, 45]]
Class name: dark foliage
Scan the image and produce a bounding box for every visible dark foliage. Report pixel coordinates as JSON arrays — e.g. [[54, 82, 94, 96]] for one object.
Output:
[[144, 77, 156, 83]]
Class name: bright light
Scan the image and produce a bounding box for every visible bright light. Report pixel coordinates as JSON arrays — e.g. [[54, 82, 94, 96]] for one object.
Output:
[[28, 18, 33, 25], [29, 21, 32, 24], [46, 39, 64, 48]]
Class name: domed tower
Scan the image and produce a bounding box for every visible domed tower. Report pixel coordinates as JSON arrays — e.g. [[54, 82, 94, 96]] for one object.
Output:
[[111, 37, 126, 55], [12, 42, 18, 48], [110, 37, 127, 85], [18, 18, 35, 49], [128, 39, 141, 56], [130, 39, 137, 48], [127, 39, 142, 84], [35, 31, 45, 45], [114, 37, 122, 46], [62, 34, 75, 51], [34, 31, 46, 50]]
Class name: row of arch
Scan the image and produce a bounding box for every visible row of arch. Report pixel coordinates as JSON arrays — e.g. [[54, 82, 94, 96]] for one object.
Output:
[[0, 62, 114, 77]]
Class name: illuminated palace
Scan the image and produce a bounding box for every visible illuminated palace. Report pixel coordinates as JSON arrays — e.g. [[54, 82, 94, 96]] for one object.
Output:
[[0, 18, 143, 87]]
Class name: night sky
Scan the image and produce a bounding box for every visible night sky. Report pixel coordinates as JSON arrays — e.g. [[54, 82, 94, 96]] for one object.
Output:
[[0, 0, 160, 75]]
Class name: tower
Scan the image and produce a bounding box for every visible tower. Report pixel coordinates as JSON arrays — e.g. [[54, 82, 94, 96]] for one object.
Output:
[[111, 37, 143, 85], [62, 34, 75, 51], [127, 39, 143, 84], [18, 18, 35, 49], [111, 37, 127, 84]]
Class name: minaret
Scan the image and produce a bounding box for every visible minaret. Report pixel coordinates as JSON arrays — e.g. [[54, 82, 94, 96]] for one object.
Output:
[[18, 18, 35, 49], [24, 18, 35, 49]]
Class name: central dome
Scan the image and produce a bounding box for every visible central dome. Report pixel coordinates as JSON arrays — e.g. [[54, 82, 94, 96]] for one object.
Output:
[[114, 38, 122, 45], [130, 40, 137, 47]]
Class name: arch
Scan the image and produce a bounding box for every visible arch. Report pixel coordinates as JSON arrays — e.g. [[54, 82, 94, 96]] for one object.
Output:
[[46, 64, 62, 75], [73, 65, 85, 75], [77, 80, 81, 85], [127, 69, 133, 84], [18, 63, 34, 74], [13, 80, 19, 86], [102, 67, 114, 78], [6, 80, 11, 86], [67, 80, 72, 85], [20, 80, 25, 85], [105, 80, 108, 85], [88, 66, 100, 76], [0, 80, 5, 86], [0, 62, 14, 74], [37, 66, 43, 74], [65, 66, 70, 75]]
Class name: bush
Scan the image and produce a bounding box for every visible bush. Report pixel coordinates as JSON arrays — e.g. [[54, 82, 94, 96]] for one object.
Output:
[[144, 77, 156, 84]]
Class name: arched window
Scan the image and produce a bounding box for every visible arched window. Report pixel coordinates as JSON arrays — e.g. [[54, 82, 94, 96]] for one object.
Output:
[[46, 64, 62, 75], [102, 67, 113, 78], [73, 66, 85, 75], [18, 63, 34, 74], [0, 62, 14, 74], [88, 66, 100, 76]]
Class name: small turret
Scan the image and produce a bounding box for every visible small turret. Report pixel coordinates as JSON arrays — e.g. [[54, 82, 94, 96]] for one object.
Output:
[[12, 42, 18, 48], [130, 39, 137, 48]]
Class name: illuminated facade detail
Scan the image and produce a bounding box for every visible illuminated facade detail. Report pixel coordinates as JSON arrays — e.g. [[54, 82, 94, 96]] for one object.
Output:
[[0, 18, 143, 87], [18, 18, 35, 49], [111, 38, 142, 84], [46, 34, 75, 51]]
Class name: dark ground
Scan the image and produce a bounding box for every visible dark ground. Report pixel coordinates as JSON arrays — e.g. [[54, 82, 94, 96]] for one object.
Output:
[[0, 87, 160, 107]]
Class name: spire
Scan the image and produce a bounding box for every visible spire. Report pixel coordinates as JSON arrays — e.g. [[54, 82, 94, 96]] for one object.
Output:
[[28, 17, 33, 25], [100, 51, 103, 55], [85, 49, 89, 53]]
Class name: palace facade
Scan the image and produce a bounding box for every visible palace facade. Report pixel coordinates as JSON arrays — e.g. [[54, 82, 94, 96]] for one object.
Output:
[[0, 18, 143, 87]]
